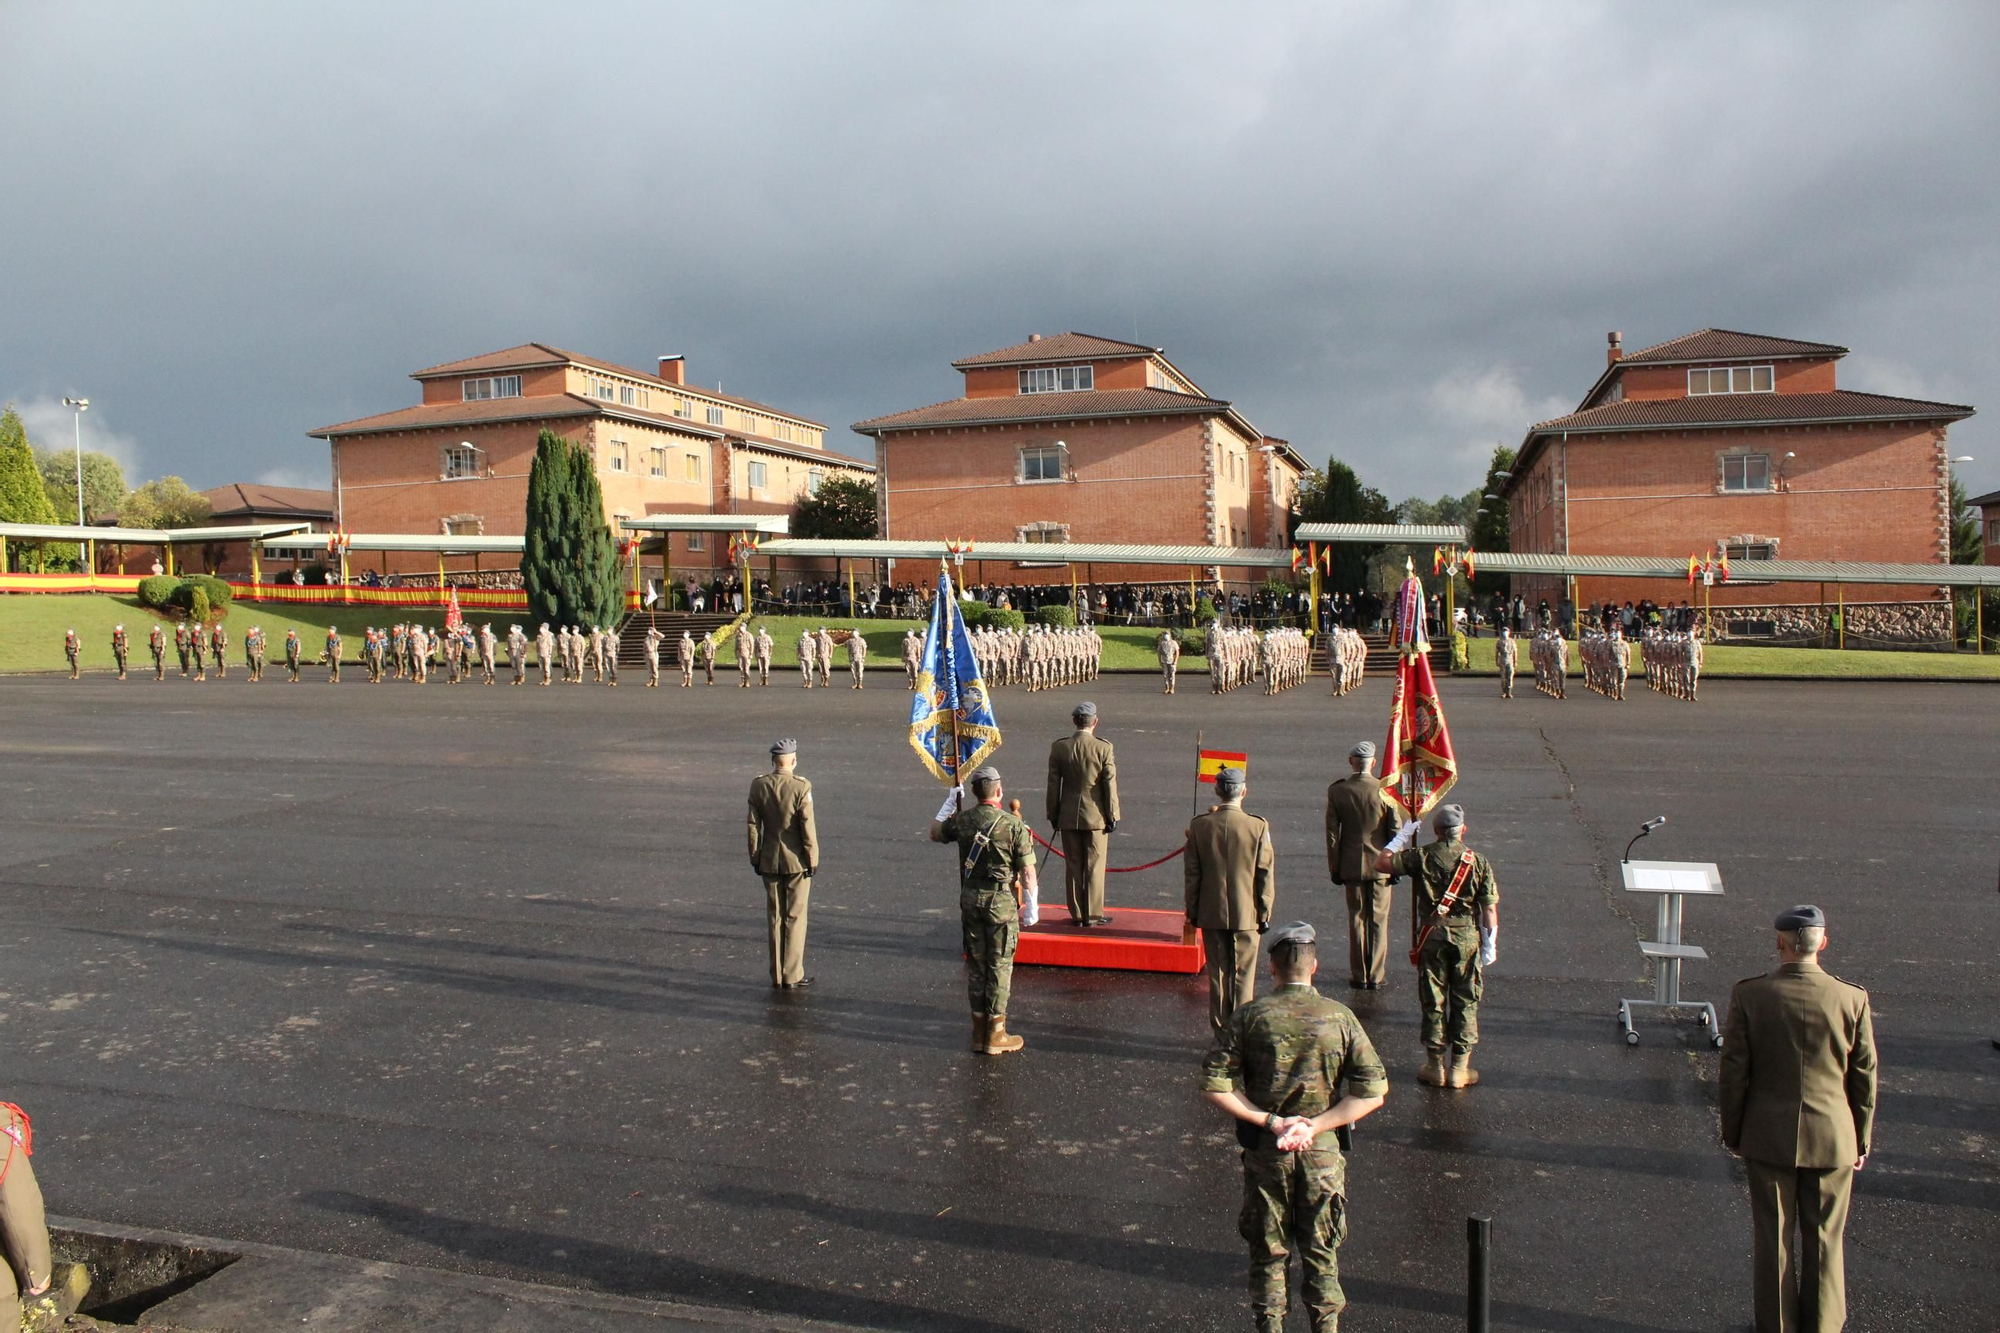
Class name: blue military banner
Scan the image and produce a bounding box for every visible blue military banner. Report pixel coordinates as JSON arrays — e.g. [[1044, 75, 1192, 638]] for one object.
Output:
[[908, 569, 1002, 784]]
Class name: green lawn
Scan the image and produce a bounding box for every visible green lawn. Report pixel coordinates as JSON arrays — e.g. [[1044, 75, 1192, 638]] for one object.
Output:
[[1457, 634, 2000, 680]]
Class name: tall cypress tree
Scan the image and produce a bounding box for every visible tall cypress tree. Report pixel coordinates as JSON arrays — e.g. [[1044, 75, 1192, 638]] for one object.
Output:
[[0, 406, 62, 571], [521, 429, 622, 628]]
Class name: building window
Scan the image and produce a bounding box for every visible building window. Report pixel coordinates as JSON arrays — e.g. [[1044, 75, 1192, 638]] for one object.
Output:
[[706, 404, 725, 426], [673, 399, 691, 419], [606, 440, 627, 472], [443, 444, 478, 478], [686, 533, 704, 552], [1018, 522, 1068, 543], [747, 460, 769, 490], [1689, 365, 1775, 396], [1019, 443, 1064, 483], [1724, 541, 1775, 561], [685, 453, 703, 482], [461, 375, 521, 401], [1721, 454, 1771, 492], [806, 469, 825, 496], [1987, 518, 2000, 544], [1019, 365, 1094, 394], [649, 448, 666, 477], [442, 514, 483, 537], [619, 385, 636, 406]]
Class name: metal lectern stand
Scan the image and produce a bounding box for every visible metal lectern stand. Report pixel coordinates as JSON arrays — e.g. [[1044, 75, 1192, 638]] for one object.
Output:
[[1617, 859, 1724, 1048]]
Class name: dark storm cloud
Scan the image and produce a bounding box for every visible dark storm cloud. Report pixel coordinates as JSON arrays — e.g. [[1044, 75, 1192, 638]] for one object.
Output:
[[3, 1, 1995, 502]]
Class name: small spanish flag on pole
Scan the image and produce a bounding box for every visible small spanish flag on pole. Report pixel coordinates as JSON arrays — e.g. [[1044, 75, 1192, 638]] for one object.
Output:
[[1197, 748, 1248, 784], [1290, 546, 1306, 574], [1687, 554, 1701, 587]]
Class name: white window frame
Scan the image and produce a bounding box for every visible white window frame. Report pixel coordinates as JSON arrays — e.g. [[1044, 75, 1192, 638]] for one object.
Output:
[[619, 385, 636, 406], [685, 453, 703, 482], [1018, 365, 1095, 395], [442, 513, 483, 537], [747, 459, 769, 491], [1721, 453, 1771, 493], [1019, 443, 1064, 484], [443, 444, 479, 479], [1724, 540, 1775, 561], [1016, 522, 1069, 544], [461, 375, 521, 401], [606, 439, 628, 473], [806, 468, 825, 496], [706, 404, 725, 426], [686, 533, 704, 552], [649, 448, 666, 478], [1688, 364, 1776, 396]]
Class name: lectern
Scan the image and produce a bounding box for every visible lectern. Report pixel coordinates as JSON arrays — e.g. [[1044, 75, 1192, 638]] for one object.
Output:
[[1617, 859, 1724, 1048]]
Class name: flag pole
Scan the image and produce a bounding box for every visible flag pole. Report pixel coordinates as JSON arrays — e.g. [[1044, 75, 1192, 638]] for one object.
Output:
[[944, 557, 964, 806], [1193, 728, 1204, 820]]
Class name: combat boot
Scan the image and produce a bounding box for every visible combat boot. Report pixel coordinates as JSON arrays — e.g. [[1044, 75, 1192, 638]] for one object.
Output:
[[1418, 1049, 1448, 1087], [982, 1016, 1024, 1055], [1447, 1051, 1480, 1088]]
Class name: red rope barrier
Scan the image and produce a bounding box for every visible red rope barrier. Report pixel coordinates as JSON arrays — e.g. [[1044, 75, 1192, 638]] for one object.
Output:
[[1026, 826, 1185, 873]]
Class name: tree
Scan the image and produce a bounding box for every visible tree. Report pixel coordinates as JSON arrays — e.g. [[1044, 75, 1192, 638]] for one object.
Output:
[[1467, 445, 1516, 595], [1949, 474, 1987, 648], [120, 476, 212, 529], [1293, 457, 1393, 593], [791, 473, 878, 539], [0, 406, 63, 571], [36, 448, 127, 526], [521, 429, 621, 628]]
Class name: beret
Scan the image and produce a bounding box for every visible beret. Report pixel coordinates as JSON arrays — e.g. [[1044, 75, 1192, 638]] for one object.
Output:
[[1349, 741, 1376, 760], [969, 766, 1002, 786], [1214, 766, 1246, 789], [1433, 803, 1466, 830], [1073, 701, 1098, 717], [770, 738, 798, 756], [1774, 903, 1825, 931], [1267, 921, 1316, 948]]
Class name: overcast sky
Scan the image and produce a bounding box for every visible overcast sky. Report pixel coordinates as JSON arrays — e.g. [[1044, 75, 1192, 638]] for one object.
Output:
[[4, 1, 1996, 505]]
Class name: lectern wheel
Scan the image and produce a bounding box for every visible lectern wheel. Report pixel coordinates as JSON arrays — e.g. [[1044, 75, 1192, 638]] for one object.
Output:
[[1624, 1030, 1640, 1047]]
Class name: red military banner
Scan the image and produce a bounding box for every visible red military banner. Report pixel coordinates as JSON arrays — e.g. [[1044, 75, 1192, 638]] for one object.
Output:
[[1381, 564, 1458, 822]]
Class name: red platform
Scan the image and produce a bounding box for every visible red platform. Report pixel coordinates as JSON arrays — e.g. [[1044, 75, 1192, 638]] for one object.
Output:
[[1015, 907, 1204, 974]]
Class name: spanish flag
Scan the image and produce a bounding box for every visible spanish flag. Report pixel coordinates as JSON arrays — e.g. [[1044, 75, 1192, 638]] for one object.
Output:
[[1290, 547, 1305, 573], [1716, 550, 1730, 583], [1687, 554, 1700, 586], [1197, 748, 1248, 784]]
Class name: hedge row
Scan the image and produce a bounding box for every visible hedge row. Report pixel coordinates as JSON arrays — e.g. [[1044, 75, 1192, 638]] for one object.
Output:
[[136, 573, 233, 620]]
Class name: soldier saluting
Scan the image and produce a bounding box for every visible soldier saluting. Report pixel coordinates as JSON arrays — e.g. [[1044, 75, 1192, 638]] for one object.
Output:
[[930, 766, 1037, 1056], [1202, 922, 1388, 1333], [1375, 803, 1499, 1088]]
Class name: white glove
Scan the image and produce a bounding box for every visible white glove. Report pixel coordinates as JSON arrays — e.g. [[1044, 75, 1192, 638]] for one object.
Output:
[[1385, 820, 1422, 855], [934, 785, 966, 822], [1479, 926, 1497, 968], [1020, 883, 1040, 927]]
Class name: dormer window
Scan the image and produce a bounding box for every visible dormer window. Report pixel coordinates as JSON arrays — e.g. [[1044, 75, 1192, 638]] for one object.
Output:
[[1688, 365, 1775, 396], [462, 375, 521, 401], [1019, 365, 1094, 394]]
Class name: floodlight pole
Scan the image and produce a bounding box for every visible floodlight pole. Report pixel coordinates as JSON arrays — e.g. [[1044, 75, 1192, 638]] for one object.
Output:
[[63, 397, 89, 528]]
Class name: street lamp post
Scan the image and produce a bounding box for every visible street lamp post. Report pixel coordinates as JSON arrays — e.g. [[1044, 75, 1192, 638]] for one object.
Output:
[[62, 397, 89, 527]]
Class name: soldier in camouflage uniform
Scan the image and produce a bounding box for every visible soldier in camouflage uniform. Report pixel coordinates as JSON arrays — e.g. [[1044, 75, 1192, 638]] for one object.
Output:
[[930, 765, 1038, 1056], [1375, 803, 1500, 1089], [1202, 922, 1389, 1333]]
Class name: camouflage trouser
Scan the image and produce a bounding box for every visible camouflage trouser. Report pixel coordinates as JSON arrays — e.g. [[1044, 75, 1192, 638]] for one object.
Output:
[[960, 886, 1019, 1017], [1417, 922, 1483, 1051], [1241, 1146, 1347, 1329]]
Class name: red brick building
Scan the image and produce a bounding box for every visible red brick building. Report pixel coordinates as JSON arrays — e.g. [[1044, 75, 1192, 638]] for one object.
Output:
[[1972, 488, 2000, 567], [311, 344, 872, 576], [1502, 329, 1975, 639], [852, 332, 1305, 583]]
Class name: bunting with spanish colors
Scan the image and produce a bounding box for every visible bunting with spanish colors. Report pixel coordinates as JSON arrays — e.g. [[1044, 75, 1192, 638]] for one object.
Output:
[[1381, 562, 1459, 823]]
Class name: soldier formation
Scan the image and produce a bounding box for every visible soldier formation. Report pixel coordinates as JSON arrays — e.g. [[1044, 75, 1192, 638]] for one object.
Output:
[[1579, 626, 1632, 700], [1641, 628, 1704, 700], [965, 623, 1103, 692], [1257, 627, 1311, 694], [1326, 625, 1368, 696], [1529, 627, 1568, 697]]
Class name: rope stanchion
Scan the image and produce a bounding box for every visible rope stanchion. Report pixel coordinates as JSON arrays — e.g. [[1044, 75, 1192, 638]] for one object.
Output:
[[1024, 825, 1184, 874]]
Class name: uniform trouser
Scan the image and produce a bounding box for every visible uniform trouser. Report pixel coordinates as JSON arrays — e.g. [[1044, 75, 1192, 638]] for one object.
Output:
[[758, 660, 770, 684], [1162, 663, 1176, 689], [1417, 924, 1482, 1051], [800, 659, 812, 686], [114, 650, 127, 675], [961, 885, 1019, 1017], [153, 652, 165, 680], [1202, 928, 1259, 1035], [1241, 1146, 1347, 1329], [1498, 666, 1513, 696], [1060, 829, 1107, 920], [1343, 877, 1393, 985], [763, 874, 811, 985], [850, 661, 864, 686], [646, 656, 659, 685], [1745, 1159, 1852, 1333]]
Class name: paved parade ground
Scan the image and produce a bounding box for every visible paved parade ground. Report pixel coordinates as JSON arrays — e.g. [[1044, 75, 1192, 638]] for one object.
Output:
[[1, 670, 1995, 1331]]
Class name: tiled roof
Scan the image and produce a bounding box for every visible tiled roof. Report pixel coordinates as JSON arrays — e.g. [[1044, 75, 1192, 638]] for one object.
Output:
[[1532, 389, 1973, 434], [950, 332, 1161, 368], [1619, 329, 1849, 365], [406, 342, 824, 426], [853, 387, 1231, 433], [312, 394, 613, 437], [200, 483, 333, 519], [729, 436, 875, 471], [1968, 489, 2000, 509]]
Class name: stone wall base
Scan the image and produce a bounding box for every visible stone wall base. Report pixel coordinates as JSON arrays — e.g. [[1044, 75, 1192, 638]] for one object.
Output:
[[1707, 600, 1951, 650]]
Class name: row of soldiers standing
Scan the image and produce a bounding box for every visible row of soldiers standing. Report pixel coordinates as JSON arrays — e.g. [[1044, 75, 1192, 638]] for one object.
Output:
[[1640, 629, 1704, 700], [1579, 626, 1632, 700], [958, 624, 1104, 692]]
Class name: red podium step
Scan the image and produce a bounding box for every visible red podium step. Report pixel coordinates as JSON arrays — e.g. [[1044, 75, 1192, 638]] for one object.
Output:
[[1016, 907, 1204, 974]]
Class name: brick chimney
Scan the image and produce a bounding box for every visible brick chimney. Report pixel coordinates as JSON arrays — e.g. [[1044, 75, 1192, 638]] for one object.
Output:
[[1606, 331, 1623, 366], [658, 354, 686, 386]]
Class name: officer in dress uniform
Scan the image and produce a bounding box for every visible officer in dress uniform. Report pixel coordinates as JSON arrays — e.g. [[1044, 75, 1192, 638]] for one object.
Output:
[[1375, 803, 1499, 1089], [1720, 904, 1876, 1333], [1185, 766, 1275, 1036], [748, 739, 819, 989], [0, 1101, 52, 1333], [931, 766, 1037, 1055], [1326, 741, 1396, 990], [1046, 701, 1121, 926], [1202, 923, 1389, 1333]]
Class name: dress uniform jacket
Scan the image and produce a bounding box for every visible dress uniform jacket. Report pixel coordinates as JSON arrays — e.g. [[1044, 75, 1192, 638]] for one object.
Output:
[[1720, 961, 1876, 1168], [1045, 731, 1120, 830], [747, 773, 818, 875], [1185, 806, 1276, 930], [1324, 774, 1392, 884]]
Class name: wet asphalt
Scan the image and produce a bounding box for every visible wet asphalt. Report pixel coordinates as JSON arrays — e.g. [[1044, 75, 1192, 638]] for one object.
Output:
[[0, 666, 1994, 1332]]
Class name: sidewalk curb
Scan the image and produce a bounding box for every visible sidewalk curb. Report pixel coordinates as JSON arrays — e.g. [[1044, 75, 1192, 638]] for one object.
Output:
[[49, 1215, 886, 1333]]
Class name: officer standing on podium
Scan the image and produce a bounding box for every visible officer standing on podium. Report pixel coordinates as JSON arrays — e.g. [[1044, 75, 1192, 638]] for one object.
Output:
[[1046, 701, 1120, 926]]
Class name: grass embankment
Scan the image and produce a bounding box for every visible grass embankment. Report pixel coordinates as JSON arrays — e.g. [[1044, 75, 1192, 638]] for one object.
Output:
[[0, 597, 1206, 674], [1457, 635, 2000, 680]]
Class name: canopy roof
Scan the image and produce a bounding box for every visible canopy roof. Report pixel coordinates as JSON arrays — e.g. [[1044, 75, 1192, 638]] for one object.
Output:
[[618, 514, 791, 534], [752, 538, 1294, 567], [258, 532, 524, 555], [0, 521, 311, 544], [1293, 522, 1469, 544], [1471, 551, 2000, 587]]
